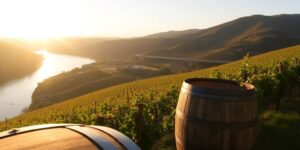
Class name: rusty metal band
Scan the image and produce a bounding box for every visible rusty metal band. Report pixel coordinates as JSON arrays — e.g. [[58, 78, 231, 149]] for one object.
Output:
[[66, 125, 118, 150], [182, 78, 255, 97], [180, 88, 256, 102], [176, 109, 258, 129], [90, 126, 141, 150]]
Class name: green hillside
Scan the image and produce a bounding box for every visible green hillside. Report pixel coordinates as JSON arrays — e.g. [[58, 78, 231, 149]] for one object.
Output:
[[1, 45, 300, 131], [30, 62, 171, 110]]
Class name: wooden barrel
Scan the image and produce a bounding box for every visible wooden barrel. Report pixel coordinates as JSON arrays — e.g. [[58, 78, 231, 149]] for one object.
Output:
[[175, 78, 258, 150], [0, 124, 140, 150]]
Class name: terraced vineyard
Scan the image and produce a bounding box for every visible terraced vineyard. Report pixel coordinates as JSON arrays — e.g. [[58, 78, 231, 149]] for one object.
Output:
[[1, 45, 300, 131]]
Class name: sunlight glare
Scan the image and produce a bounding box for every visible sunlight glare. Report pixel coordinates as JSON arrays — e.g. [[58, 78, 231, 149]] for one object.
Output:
[[34, 50, 58, 82], [35, 50, 49, 56], [0, 0, 87, 40]]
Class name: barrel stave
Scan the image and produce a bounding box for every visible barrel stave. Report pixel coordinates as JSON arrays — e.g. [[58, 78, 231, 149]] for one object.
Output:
[[175, 78, 258, 150]]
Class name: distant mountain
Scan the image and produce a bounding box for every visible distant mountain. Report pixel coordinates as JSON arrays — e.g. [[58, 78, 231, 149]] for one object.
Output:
[[0, 40, 42, 84], [11, 37, 115, 57], [85, 14, 300, 61], [144, 29, 201, 38], [85, 38, 180, 61]]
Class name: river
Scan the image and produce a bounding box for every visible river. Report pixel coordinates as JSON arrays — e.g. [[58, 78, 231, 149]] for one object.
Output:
[[0, 50, 95, 121]]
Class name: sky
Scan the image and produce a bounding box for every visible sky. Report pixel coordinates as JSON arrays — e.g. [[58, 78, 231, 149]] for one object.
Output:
[[0, 0, 299, 39]]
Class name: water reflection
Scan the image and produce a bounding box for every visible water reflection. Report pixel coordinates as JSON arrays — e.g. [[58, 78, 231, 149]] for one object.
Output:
[[0, 50, 94, 120]]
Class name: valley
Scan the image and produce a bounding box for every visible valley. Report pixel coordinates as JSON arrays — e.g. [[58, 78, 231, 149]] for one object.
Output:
[[30, 52, 229, 110], [1, 44, 300, 149], [1, 13, 300, 149], [25, 14, 300, 112]]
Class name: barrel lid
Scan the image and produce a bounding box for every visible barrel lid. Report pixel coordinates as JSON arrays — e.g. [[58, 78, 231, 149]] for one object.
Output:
[[182, 78, 255, 97], [0, 124, 141, 150]]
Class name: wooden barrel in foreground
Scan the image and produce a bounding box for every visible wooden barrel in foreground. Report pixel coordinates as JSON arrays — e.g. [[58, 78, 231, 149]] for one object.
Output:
[[0, 124, 140, 150], [175, 78, 258, 150]]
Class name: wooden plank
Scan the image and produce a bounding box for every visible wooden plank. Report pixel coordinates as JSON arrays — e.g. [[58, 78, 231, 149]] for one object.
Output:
[[0, 128, 97, 150]]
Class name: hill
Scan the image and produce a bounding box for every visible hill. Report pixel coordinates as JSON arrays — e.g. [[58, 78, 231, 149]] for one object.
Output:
[[85, 14, 300, 61], [0, 40, 42, 85], [30, 62, 172, 110], [8, 14, 299, 63], [40, 37, 116, 56], [144, 29, 201, 38], [1, 45, 300, 131], [11, 37, 114, 57]]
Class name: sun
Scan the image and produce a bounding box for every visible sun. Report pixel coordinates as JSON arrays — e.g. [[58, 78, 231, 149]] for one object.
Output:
[[13, 14, 70, 41], [0, 0, 86, 40]]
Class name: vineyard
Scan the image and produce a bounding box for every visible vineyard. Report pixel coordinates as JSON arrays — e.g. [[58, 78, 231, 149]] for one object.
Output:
[[0, 45, 300, 149]]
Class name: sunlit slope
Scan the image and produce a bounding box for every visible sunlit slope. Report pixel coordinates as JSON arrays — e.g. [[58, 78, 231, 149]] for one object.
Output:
[[87, 14, 300, 61], [0, 41, 42, 84], [1, 45, 300, 130]]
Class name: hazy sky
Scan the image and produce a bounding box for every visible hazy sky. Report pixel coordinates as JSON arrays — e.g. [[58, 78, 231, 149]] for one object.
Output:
[[0, 0, 299, 39]]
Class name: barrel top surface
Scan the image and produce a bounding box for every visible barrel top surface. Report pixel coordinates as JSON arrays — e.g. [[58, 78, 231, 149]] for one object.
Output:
[[0, 124, 141, 150], [0, 128, 97, 150], [182, 78, 255, 96]]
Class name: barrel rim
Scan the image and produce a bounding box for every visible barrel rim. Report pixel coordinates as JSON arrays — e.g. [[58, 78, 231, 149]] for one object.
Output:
[[182, 78, 255, 96], [0, 124, 141, 150], [0, 124, 76, 139]]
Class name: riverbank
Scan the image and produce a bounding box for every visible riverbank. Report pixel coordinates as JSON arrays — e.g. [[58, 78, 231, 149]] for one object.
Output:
[[0, 49, 43, 86], [0, 51, 94, 120], [30, 61, 172, 110]]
